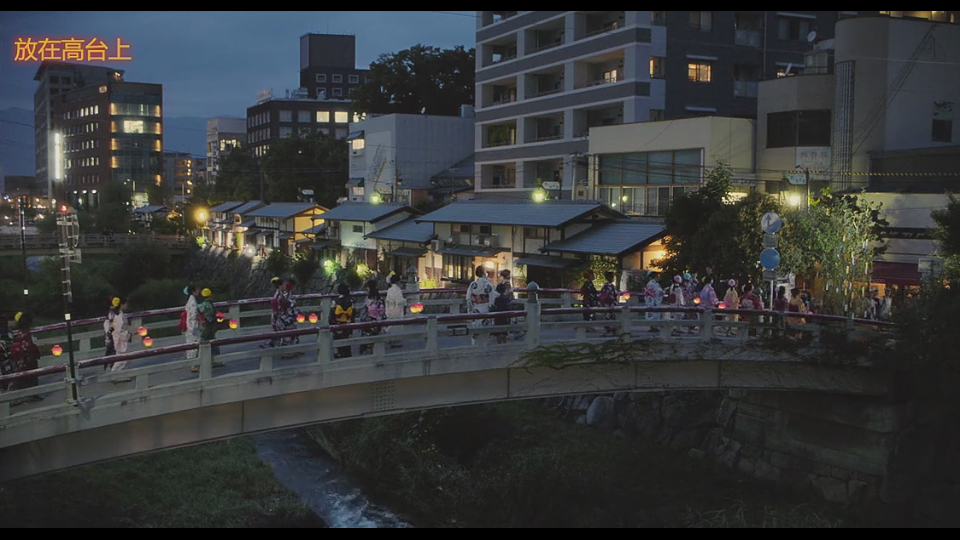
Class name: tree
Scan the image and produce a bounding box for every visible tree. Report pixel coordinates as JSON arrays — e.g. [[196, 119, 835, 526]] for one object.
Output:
[[261, 130, 347, 208], [351, 45, 475, 117], [660, 161, 778, 289], [215, 146, 261, 201], [146, 182, 174, 207], [931, 193, 960, 279], [778, 189, 887, 317]]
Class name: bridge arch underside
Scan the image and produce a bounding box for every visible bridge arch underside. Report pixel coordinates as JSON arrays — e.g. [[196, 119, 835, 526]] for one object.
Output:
[[0, 345, 889, 483]]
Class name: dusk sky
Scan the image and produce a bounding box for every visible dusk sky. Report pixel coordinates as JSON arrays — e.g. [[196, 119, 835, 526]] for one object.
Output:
[[0, 11, 477, 117]]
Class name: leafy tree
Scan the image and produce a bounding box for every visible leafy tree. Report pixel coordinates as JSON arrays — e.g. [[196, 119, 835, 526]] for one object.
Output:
[[291, 254, 319, 292], [215, 147, 261, 201], [778, 189, 887, 316], [261, 130, 347, 208], [660, 161, 778, 289], [147, 182, 174, 207], [265, 248, 288, 277], [94, 181, 138, 234], [931, 193, 960, 279], [351, 44, 475, 117]]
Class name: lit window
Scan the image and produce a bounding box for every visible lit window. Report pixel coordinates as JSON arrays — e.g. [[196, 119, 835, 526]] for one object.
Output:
[[352, 138, 365, 151], [123, 119, 145, 133], [317, 111, 330, 123], [688, 62, 712, 83], [94, 105, 99, 114], [334, 111, 348, 123], [352, 112, 364, 123]]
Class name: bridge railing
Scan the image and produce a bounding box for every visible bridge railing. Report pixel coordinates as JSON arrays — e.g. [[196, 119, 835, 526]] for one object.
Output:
[[0, 233, 190, 251], [25, 288, 594, 368], [0, 301, 898, 423]]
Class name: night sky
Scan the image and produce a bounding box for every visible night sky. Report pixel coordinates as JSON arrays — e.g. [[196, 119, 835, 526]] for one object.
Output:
[[0, 11, 476, 116]]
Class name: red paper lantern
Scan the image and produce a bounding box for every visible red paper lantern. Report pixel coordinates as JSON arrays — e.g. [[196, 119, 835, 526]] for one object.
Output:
[[52, 345, 63, 357], [308, 313, 319, 324], [620, 292, 631, 302], [216, 312, 225, 323], [410, 303, 424, 314], [718, 302, 727, 309], [229, 319, 239, 329], [138, 326, 148, 337], [297, 314, 306, 324], [693, 297, 702, 305], [143, 337, 154, 347]]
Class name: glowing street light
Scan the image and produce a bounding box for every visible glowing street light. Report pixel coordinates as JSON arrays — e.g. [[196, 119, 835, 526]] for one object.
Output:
[[532, 189, 546, 203], [371, 192, 382, 204]]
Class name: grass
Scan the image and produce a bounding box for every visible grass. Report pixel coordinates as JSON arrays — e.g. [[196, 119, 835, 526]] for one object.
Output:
[[308, 401, 857, 528], [0, 438, 325, 528]]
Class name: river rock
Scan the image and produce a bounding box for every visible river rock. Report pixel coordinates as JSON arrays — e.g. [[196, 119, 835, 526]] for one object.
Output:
[[586, 396, 617, 429]]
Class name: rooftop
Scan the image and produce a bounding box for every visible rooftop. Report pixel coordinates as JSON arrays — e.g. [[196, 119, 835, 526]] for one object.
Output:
[[246, 202, 324, 219], [541, 219, 667, 256], [132, 205, 167, 214], [209, 201, 244, 213], [312, 202, 417, 223], [415, 200, 624, 228], [364, 217, 436, 243], [227, 201, 264, 215], [34, 61, 124, 81]]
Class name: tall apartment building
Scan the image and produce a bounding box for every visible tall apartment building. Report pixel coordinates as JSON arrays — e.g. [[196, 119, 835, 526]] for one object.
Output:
[[246, 90, 354, 158], [163, 151, 199, 203], [34, 61, 124, 200], [472, 10, 907, 199], [298, 33, 369, 101], [50, 80, 163, 209], [206, 118, 246, 185]]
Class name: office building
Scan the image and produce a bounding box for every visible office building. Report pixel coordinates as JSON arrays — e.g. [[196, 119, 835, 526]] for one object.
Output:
[[34, 61, 124, 200], [206, 118, 246, 186], [246, 89, 354, 158], [298, 33, 369, 101], [50, 79, 163, 209], [163, 151, 204, 203]]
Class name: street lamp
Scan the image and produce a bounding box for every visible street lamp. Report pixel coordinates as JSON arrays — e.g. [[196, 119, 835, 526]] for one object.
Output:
[[532, 189, 546, 203]]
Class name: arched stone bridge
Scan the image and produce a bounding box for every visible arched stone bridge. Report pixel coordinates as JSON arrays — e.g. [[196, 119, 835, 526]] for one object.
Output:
[[0, 287, 896, 483]]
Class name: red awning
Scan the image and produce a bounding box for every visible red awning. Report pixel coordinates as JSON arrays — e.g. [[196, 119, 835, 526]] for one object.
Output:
[[872, 261, 921, 286]]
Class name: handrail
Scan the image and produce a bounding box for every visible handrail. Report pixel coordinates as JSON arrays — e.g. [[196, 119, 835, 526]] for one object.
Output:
[[1, 305, 896, 386]]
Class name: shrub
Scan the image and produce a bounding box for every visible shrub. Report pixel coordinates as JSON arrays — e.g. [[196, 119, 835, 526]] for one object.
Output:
[[128, 279, 190, 312]]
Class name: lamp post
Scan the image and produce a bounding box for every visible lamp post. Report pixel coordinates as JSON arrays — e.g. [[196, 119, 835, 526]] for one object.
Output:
[[18, 196, 28, 301]]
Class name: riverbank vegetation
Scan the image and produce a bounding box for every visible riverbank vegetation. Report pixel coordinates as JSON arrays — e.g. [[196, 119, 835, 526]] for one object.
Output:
[[0, 438, 325, 528], [307, 401, 865, 528]]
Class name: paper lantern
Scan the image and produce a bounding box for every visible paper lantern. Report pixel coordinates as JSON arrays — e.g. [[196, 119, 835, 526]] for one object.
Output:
[[718, 302, 727, 309], [693, 297, 702, 305], [297, 314, 306, 324], [143, 337, 154, 347], [137, 326, 148, 337], [52, 345, 63, 357], [308, 313, 319, 324], [229, 319, 239, 329], [216, 312, 225, 323], [620, 292, 631, 302], [410, 303, 424, 314]]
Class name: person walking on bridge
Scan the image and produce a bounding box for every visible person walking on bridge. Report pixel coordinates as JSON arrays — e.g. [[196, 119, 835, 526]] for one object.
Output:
[[182, 285, 201, 360], [109, 297, 132, 374], [385, 273, 405, 348], [103, 296, 120, 370], [466, 266, 495, 346], [6, 312, 41, 396], [330, 283, 355, 359], [260, 276, 283, 349]]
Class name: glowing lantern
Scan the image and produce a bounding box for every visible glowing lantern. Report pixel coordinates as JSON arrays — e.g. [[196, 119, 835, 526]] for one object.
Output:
[[297, 314, 306, 324], [229, 319, 239, 329], [137, 326, 148, 337], [309, 313, 319, 324], [620, 292, 631, 302], [143, 337, 154, 347], [410, 303, 424, 314], [52, 345, 63, 357], [718, 302, 727, 309], [216, 312, 225, 323], [693, 297, 701, 305]]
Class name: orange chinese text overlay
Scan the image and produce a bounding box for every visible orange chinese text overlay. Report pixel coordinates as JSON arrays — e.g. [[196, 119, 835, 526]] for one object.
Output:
[[13, 38, 131, 62]]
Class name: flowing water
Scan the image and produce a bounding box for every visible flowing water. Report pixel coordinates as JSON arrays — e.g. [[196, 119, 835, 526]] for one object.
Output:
[[251, 430, 412, 529]]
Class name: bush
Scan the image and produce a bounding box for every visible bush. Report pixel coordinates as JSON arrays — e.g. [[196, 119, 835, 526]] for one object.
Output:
[[291, 255, 319, 291], [107, 241, 173, 295], [128, 279, 191, 312], [266, 248, 288, 277]]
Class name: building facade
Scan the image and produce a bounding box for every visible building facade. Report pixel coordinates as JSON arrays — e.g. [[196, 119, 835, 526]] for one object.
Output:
[[756, 13, 960, 197], [162, 151, 195, 203], [299, 33, 369, 101], [33, 61, 125, 201], [206, 118, 246, 186], [585, 116, 756, 215], [50, 80, 163, 209], [346, 112, 475, 205], [246, 92, 354, 158]]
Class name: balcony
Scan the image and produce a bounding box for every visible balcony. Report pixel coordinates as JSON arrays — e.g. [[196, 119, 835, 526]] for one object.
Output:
[[525, 67, 565, 99], [481, 34, 518, 68], [482, 11, 518, 27], [480, 163, 517, 189], [523, 158, 564, 189], [525, 18, 565, 54], [582, 11, 626, 39], [524, 112, 564, 144], [573, 50, 626, 90], [574, 103, 624, 136], [735, 30, 761, 47], [733, 80, 759, 98], [482, 121, 517, 149], [481, 76, 519, 108]]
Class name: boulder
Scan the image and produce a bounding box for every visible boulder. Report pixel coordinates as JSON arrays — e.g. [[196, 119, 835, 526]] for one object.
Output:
[[810, 475, 850, 504], [586, 396, 617, 429]]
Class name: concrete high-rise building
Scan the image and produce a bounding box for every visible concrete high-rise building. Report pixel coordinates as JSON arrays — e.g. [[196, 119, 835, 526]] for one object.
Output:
[[50, 80, 163, 209], [246, 89, 355, 158], [206, 118, 246, 185], [163, 151, 200, 203], [470, 11, 949, 200], [34, 61, 124, 200], [298, 33, 369, 101]]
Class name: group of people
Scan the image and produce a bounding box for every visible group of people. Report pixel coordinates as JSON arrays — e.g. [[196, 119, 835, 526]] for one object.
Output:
[[0, 312, 41, 397], [328, 272, 409, 358]]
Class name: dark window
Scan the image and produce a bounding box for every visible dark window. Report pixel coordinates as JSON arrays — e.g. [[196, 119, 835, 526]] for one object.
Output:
[[479, 225, 492, 235], [452, 224, 471, 234], [932, 119, 953, 143], [352, 224, 363, 233], [778, 17, 811, 40], [442, 254, 470, 283], [689, 11, 712, 31], [767, 111, 798, 148], [767, 110, 830, 148]]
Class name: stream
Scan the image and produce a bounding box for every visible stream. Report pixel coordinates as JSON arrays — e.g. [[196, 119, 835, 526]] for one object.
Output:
[[251, 430, 412, 528]]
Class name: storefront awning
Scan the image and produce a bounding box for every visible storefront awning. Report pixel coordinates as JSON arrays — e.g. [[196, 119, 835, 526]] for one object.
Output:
[[437, 244, 508, 258], [346, 130, 364, 141], [388, 246, 428, 258], [515, 255, 581, 269], [238, 220, 256, 228], [872, 261, 921, 286], [295, 237, 314, 244]]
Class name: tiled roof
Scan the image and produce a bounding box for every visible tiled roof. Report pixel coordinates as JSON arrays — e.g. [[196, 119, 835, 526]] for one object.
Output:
[[416, 200, 623, 228], [364, 217, 435, 243], [313, 202, 417, 223], [246, 202, 321, 219], [228, 201, 263, 215], [210, 201, 243, 213], [541, 219, 667, 256], [132, 205, 167, 214]]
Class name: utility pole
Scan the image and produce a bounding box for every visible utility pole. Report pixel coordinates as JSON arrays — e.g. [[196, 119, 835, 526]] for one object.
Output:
[[56, 205, 82, 406]]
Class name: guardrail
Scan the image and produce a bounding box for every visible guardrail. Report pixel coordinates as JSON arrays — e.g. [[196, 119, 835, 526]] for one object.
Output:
[[0, 301, 898, 422], [0, 233, 190, 251]]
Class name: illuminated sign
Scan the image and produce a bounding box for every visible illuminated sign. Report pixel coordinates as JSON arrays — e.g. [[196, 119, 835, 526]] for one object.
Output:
[[13, 37, 131, 62]]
